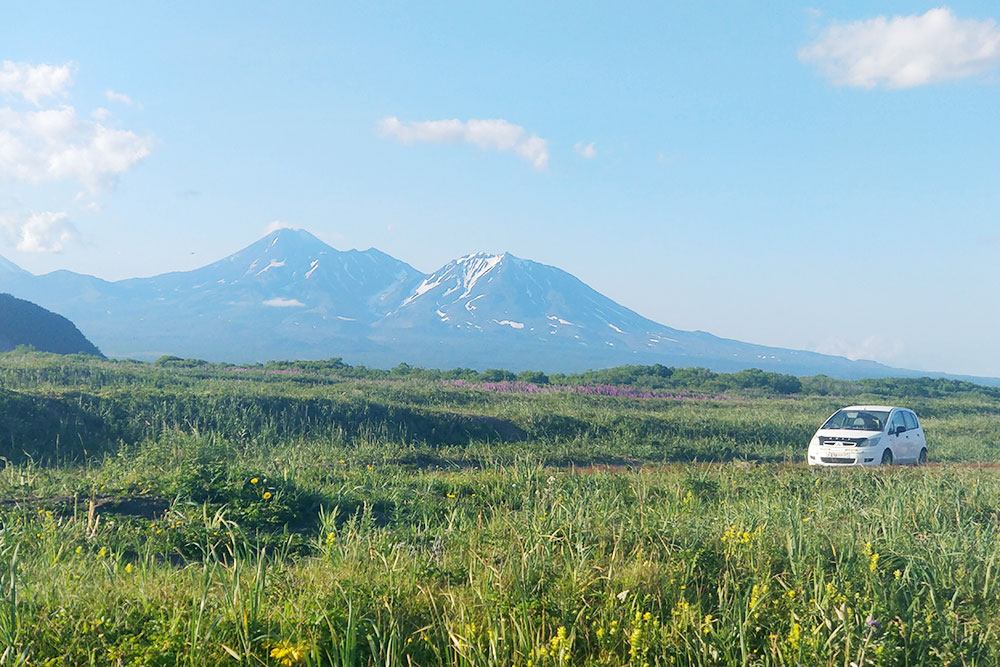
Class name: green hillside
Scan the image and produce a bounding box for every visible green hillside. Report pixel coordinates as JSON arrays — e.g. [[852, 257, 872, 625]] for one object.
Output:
[[0, 292, 104, 357]]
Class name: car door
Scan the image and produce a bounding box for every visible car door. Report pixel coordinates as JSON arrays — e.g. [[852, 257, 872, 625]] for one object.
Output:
[[886, 411, 909, 462], [896, 411, 917, 462], [903, 411, 924, 459]]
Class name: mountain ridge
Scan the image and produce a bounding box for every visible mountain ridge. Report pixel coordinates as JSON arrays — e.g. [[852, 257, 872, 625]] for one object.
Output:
[[0, 230, 994, 383]]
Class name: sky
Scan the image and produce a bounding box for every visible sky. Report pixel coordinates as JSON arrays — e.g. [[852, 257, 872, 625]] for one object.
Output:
[[1, 2, 999, 376]]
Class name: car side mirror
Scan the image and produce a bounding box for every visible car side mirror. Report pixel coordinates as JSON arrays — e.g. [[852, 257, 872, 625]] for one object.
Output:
[[895, 425, 906, 436]]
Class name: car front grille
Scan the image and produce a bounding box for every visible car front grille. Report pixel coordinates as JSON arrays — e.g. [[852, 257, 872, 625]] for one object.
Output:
[[820, 437, 867, 447], [820, 457, 855, 464]]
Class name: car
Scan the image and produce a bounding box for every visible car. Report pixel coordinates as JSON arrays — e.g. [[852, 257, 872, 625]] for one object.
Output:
[[807, 405, 927, 467]]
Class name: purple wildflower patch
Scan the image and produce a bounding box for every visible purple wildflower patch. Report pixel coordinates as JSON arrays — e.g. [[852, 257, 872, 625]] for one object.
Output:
[[443, 380, 728, 401]]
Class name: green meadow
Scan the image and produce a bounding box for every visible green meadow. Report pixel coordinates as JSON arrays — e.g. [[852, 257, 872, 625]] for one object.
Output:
[[1, 350, 999, 666]]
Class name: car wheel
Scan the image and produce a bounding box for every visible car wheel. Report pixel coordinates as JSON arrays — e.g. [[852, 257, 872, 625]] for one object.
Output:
[[880, 449, 893, 465], [918, 448, 928, 465]]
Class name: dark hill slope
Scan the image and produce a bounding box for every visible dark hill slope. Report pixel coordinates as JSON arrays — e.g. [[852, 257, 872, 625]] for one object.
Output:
[[0, 293, 104, 357]]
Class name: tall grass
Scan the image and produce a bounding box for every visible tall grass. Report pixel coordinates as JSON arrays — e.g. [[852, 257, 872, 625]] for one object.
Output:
[[1, 352, 999, 664], [3, 453, 1000, 665]]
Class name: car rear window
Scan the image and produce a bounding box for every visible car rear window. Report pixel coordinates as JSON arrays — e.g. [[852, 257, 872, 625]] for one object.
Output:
[[903, 412, 918, 430]]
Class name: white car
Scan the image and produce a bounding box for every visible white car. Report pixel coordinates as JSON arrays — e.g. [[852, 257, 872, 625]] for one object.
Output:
[[807, 405, 927, 466]]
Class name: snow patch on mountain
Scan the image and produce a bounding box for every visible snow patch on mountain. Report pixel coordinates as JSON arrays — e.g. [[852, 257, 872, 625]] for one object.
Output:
[[402, 274, 446, 306], [465, 294, 485, 311], [458, 254, 503, 298], [400, 252, 506, 309], [256, 259, 286, 275], [494, 319, 525, 329], [262, 297, 305, 308]]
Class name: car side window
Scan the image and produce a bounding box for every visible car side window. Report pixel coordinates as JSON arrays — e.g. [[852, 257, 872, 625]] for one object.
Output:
[[890, 412, 907, 433], [902, 412, 918, 431]]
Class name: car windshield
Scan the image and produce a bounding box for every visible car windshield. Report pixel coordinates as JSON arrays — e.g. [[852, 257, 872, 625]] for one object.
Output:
[[821, 409, 889, 431]]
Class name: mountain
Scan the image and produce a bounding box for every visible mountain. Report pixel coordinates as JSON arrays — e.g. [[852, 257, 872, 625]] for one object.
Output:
[[117, 228, 422, 319], [0, 293, 104, 356], [0, 229, 990, 381], [0, 254, 27, 275], [373, 251, 690, 368], [0, 230, 423, 361], [371, 252, 916, 377]]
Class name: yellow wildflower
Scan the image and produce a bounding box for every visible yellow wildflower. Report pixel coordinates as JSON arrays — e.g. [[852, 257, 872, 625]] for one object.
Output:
[[269, 640, 309, 666], [788, 621, 801, 649]]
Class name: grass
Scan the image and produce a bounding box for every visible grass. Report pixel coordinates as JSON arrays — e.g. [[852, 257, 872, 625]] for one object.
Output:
[[0, 352, 999, 665]]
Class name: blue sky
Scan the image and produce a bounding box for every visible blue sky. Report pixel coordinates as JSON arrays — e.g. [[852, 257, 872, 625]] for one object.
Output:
[[2, 2, 1000, 375]]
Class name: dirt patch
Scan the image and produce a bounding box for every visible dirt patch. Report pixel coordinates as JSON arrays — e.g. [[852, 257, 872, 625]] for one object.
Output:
[[0, 494, 169, 519], [95, 495, 170, 519], [461, 414, 527, 441]]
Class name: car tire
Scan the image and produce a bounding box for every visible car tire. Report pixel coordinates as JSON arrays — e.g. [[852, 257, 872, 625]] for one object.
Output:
[[918, 448, 928, 465], [880, 449, 893, 465]]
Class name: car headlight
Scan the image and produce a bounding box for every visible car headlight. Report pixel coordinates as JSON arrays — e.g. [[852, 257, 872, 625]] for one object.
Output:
[[860, 436, 881, 448]]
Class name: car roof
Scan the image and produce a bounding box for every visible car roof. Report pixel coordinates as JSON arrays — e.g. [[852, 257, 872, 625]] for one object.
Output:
[[839, 405, 904, 412]]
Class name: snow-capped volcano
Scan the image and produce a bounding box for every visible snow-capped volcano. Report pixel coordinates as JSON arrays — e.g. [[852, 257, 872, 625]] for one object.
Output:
[[0, 228, 979, 380], [117, 228, 422, 322], [382, 251, 683, 354]]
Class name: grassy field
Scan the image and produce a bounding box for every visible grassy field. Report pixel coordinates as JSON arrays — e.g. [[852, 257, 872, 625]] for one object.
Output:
[[1, 351, 999, 665]]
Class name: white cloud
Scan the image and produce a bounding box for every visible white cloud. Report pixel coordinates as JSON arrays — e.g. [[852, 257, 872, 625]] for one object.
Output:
[[105, 90, 134, 106], [262, 297, 306, 308], [378, 116, 549, 170], [0, 61, 73, 105], [0, 63, 151, 255], [264, 220, 301, 235], [814, 335, 905, 363], [0, 104, 152, 191], [574, 141, 597, 159], [800, 7, 1000, 89], [14, 211, 78, 253]]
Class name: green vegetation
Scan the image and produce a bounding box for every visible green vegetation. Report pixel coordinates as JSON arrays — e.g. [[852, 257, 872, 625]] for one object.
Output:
[[1, 350, 999, 665]]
